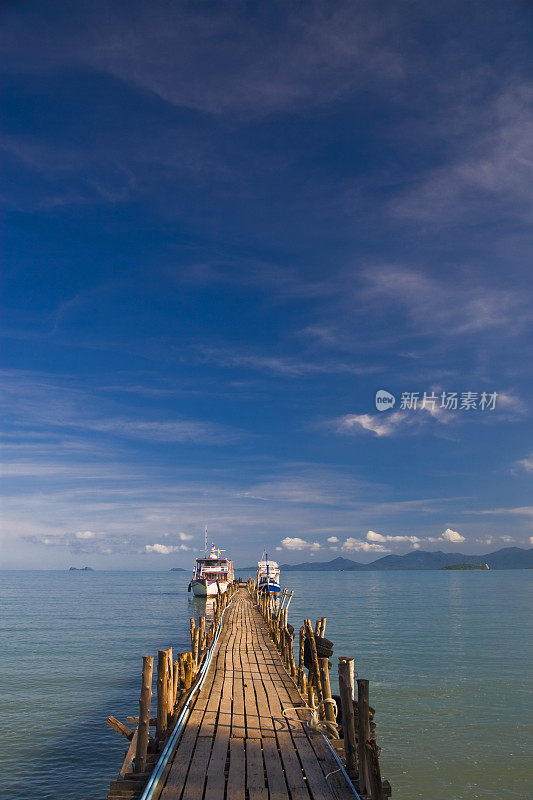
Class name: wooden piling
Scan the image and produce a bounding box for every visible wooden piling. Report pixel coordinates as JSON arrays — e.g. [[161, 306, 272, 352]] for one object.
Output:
[[166, 648, 173, 718], [366, 740, 385, 800], [297, 625, 305, 689], [106, 716, 134, 740], [156, 649, 169, 740], [192, 627, 200, 666], [338, 657, 358, 775], [199, 616, 206, 651], [357, 678, 370, 795], [318, 657, 336, 729], [135, 655, 153, 773], [304, 619, 323, 704]]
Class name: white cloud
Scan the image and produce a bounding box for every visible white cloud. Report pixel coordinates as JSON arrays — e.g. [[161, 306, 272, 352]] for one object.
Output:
[[178, 532, 194, 541], [145, 543, 189, 555], [280, 537, 321, 552], [341, 537, 388, 553], [280, 537, 311, 551], [75, 530, 97, 540], [335, 412, 405, 437], [366, 530, 421, 545], [327, 536, 339, 543], [478, 507, 533, 517], [367, 530, 386, 542], [441, 528, 465, 543], [515, 453, 533, 473]]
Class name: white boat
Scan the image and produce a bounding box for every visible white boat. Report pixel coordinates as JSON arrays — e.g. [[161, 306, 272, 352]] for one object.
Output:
[[189, 534, 234, 597], [257, 553, 280, 594]]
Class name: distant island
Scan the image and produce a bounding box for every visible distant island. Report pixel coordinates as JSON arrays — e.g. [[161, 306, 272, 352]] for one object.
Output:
[[69, 566, 94, 571], [236, 547, 532, 573], [441, 563, 490, 571], [170, 567, 186, 572]]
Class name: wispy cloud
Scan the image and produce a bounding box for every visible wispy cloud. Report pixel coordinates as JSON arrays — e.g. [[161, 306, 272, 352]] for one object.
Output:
[[194, 345, 374, 377], [4, 2, 403, 118], [391, 85, 533, 226], [515, 453, 533, 473]]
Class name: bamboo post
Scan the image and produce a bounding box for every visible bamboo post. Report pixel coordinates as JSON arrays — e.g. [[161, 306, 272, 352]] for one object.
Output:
[[338, 657, 357, 775], [193, 628, 200, 667], [298, 626, 305, 689], [135, 655, 153, 773], [318, 657, 336, 729], [156, 650, 168, 740], [301, 672, 307, 697], [357, 678, 370, 795], [304, 619, 323, 704], [199, 616, 206, 650], [314, 619, 321, 635], [366, 740, 384, 800], [184, 653, 194, 689], [289, 632, 297, 677], [166, 648, 173, 718], [173, 660, 180, 706], [307, 677, 315, 710], [319, 617, 327, 637], [189, 618, 196, 651]]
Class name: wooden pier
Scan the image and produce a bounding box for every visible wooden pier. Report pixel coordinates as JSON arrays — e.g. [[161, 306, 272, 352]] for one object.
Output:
[[106, 583, 390, 800]]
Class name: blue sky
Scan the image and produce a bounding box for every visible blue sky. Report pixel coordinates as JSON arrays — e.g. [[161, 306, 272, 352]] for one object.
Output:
[[2, 1, 533, 569]]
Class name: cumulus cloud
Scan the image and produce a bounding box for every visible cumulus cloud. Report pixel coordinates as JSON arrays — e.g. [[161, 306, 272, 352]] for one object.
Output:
[[341, 537, 388, 553], [442, 528, 465, 543], [366, 530, 421, 545], [178, 532, 194, 541], [145, 543, 189, 554], [327, 536, 339, 543], [280, 537, 320, 551], [75, 530, 97, 539]]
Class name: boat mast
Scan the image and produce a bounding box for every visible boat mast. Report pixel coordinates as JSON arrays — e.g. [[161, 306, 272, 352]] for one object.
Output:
[[204, 525, 208, 557]]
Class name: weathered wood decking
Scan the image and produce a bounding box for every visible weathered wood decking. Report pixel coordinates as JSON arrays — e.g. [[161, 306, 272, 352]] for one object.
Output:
[[153, 588, 356, 800]]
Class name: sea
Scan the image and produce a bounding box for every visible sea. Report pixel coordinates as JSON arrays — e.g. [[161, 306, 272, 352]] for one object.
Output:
[[0, 569, 531, 800]]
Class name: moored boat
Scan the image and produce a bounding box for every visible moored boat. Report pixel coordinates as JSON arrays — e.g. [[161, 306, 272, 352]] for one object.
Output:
[[257, 553, 280, 594], [189, 541, 234, 597]]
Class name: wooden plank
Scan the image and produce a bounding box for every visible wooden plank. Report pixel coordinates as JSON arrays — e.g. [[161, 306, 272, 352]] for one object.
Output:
[[227, 737, 246, 800], [261, 735, 291, 800], [180, 737, 212, 800]]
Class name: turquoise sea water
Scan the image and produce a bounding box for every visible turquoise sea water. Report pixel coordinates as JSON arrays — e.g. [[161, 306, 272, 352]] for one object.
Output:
[[0, 570, 531, 800]]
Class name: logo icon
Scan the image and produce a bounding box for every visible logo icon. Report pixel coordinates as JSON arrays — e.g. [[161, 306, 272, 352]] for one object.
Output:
[[375, 390, 396, 411]]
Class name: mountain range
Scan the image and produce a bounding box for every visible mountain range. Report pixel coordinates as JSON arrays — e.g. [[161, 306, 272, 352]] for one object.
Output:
[[235, 547, 532, 573]]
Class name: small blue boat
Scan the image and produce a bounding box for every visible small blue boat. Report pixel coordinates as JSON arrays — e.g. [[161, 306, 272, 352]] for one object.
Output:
[[257, 553, 280, 594]]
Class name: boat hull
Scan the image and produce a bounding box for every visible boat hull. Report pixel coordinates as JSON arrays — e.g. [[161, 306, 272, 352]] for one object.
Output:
[[258, 578, 280, 594], [191, 578, 229, 597]]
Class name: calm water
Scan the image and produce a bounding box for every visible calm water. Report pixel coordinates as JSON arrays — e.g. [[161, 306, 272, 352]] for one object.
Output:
[[0, 570, 531, 800]]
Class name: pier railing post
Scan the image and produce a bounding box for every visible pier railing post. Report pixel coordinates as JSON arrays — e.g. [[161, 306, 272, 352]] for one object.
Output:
[[357, 678, 370, 795], [338, 657, 358, 776], [135, 655, 153, 773]]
